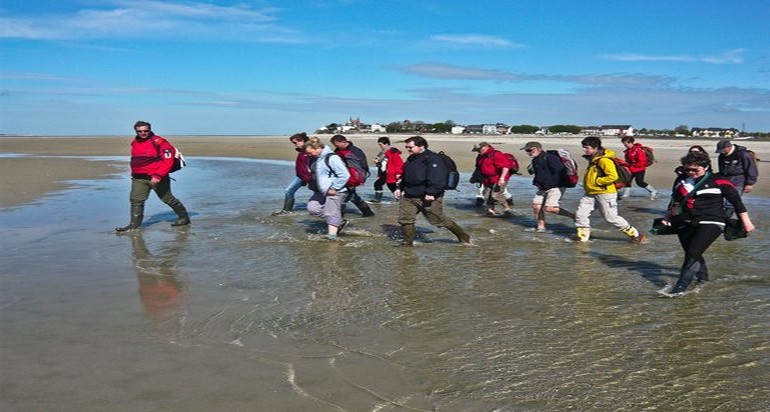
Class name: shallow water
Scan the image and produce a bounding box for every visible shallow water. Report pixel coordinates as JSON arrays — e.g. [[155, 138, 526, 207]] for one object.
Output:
[[2, 157, 769, 411]]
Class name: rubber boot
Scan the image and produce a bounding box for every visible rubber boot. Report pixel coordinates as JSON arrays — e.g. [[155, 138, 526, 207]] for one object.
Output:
[[116, 205, 144, 232], [574, 227, 591, 242], [169, 201, 190, 227], [272, 196, 295, 215], [446, 222, 471, 244], [671, 258, 701, 294], [621, 225, 647, 244], [356, 200, 375, 217], [370, 191, 383, 204], [401, 224, 416, 246]]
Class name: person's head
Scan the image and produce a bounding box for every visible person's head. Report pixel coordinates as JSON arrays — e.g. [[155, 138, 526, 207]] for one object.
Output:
[[290, 132, 309, 148], [134, 121, 153, 137], [377, 136, 391, 148], [474, 142, 492, 155], [521, 141, 543, 158], [680, 151, 711, 178], [404, 135, 427, 154], [715, 139, 733, 155], [581, 136, 603, 157], [330, 134, 350, 150], [688, 145, 706, 154], [621, 136, 635, 149], [304, 136, 325, 157]]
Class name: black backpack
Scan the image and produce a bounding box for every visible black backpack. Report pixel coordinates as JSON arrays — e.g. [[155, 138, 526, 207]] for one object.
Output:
[[434, 151, 460, 190]]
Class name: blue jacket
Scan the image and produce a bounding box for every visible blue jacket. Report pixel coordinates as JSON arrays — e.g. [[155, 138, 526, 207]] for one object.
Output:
[[717, 145, 758, 187], [311, 146, 349, 193]]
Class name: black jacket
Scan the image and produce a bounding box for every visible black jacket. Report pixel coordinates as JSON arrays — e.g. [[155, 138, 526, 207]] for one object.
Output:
[[400, 149, 446, 198], [670, 173, 746, 224], [531, 151, 566, 190]]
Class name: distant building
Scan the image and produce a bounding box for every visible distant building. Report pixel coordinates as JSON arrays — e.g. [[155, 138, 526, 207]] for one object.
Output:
[[600, 125, 634, 136], [691, 127, 740, 138], [464, 124, 484, 134], [370, 123, 386, 133], [482, 124, 498, 134], [451, 126, 466, 134]]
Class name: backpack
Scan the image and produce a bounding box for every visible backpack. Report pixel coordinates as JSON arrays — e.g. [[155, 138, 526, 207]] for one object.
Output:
[[325, 152, 366, 187], [641, 145, 655, 167], [610, 157, 633, 188], [152, 138, 186, 173], [547, 149, 579, 188], [434, 151, 460, 190], [502, 152, 520, 175]]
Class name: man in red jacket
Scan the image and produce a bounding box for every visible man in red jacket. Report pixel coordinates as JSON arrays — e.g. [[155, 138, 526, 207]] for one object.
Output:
[[474, 142, 514, 217], [116, 121, 190, 232]]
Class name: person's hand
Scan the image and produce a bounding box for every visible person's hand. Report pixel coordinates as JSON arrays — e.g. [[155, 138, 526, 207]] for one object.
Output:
[[393, 189, 402, 199], [424, 194, 435, 202], [326, 188, 337, 196], [744, 185, 753, 193], [660, 219, 671, 226], [743, 220, 756, 233], [150, 177, 161, 185]]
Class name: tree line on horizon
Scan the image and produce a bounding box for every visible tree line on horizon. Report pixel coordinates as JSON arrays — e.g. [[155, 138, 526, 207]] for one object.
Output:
[[321, 120, 770, 138]]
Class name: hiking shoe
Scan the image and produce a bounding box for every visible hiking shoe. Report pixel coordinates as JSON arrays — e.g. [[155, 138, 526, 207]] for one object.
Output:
[[271, 209, 293, 216], [631, 234, 648, 245], [649, 190, 658, 200], [324, 233, 338, 241], [338, 220, 350, 235], [501, 210, 513, 218]]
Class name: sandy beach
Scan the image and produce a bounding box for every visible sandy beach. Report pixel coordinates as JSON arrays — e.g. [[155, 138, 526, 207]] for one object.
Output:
[[1, 134, 768, 208]]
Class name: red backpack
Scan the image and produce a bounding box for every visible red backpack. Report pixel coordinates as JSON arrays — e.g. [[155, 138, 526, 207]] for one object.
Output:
[[325, 151, 366, 187], [502, 152, 520, 175]]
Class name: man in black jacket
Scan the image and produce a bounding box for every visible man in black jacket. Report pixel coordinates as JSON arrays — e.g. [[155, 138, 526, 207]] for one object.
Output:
[[715, 140, 758, 195], [394, 136, 470, 246], [523, 141, 575, 232]]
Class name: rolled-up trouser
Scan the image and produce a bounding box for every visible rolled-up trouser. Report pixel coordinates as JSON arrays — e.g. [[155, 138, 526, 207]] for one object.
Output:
[[482, 183, 509, 209], [307, 191, 346, 227], [398, 195, 454, 228], [574, 193, 630, 229]]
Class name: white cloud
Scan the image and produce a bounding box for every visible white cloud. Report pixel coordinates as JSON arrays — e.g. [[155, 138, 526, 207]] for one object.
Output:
[[430, 34, 523, 48], [395, 63, 673, 87], [0, 0, 300, 43], [603, 49, 746, 64]]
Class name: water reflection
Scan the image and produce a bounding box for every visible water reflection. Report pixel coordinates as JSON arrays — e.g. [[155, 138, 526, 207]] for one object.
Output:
[[131, 232, 189, 342]]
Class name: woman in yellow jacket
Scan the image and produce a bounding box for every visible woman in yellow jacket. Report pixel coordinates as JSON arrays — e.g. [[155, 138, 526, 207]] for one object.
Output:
[[574, 136, 647, 244]]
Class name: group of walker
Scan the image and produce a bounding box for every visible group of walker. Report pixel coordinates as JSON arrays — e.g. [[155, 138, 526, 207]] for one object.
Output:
[[115, 121, 757, 296]]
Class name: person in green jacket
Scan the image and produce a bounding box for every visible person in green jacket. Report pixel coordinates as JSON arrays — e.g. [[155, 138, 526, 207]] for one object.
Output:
[[573, 136, 647, 244]]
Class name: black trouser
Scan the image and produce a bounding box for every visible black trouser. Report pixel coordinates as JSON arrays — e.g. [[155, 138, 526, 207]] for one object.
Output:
[[373, 171, 397, 193], [630, 170, 649, 188], [672, 222, 722, 293]]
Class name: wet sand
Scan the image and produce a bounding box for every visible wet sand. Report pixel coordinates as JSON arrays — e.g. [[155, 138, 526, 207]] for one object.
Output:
[[2, 134, 769, 208]]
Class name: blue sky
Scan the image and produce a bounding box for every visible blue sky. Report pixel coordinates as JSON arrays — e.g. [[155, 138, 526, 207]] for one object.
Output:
[[1, 0, 769, 135]]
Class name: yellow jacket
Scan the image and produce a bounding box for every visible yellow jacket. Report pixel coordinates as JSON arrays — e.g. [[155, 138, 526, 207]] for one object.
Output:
[[583, 148, 619, 194]]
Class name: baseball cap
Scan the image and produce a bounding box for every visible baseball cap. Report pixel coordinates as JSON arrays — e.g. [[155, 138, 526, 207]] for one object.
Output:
[[521, 141, 542, 151], [715, 140, 732, 152]]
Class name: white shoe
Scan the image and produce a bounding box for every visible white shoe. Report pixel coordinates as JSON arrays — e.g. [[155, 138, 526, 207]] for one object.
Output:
[[649, 190, 658, 200]]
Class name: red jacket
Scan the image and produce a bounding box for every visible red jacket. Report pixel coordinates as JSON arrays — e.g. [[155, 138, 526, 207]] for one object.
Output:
[[129, 134, 175, 179], [476, 146, 512, 185], [383, 147, 404, 183], [294, 147, 313, 183], [623, 143, 647, 174]]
